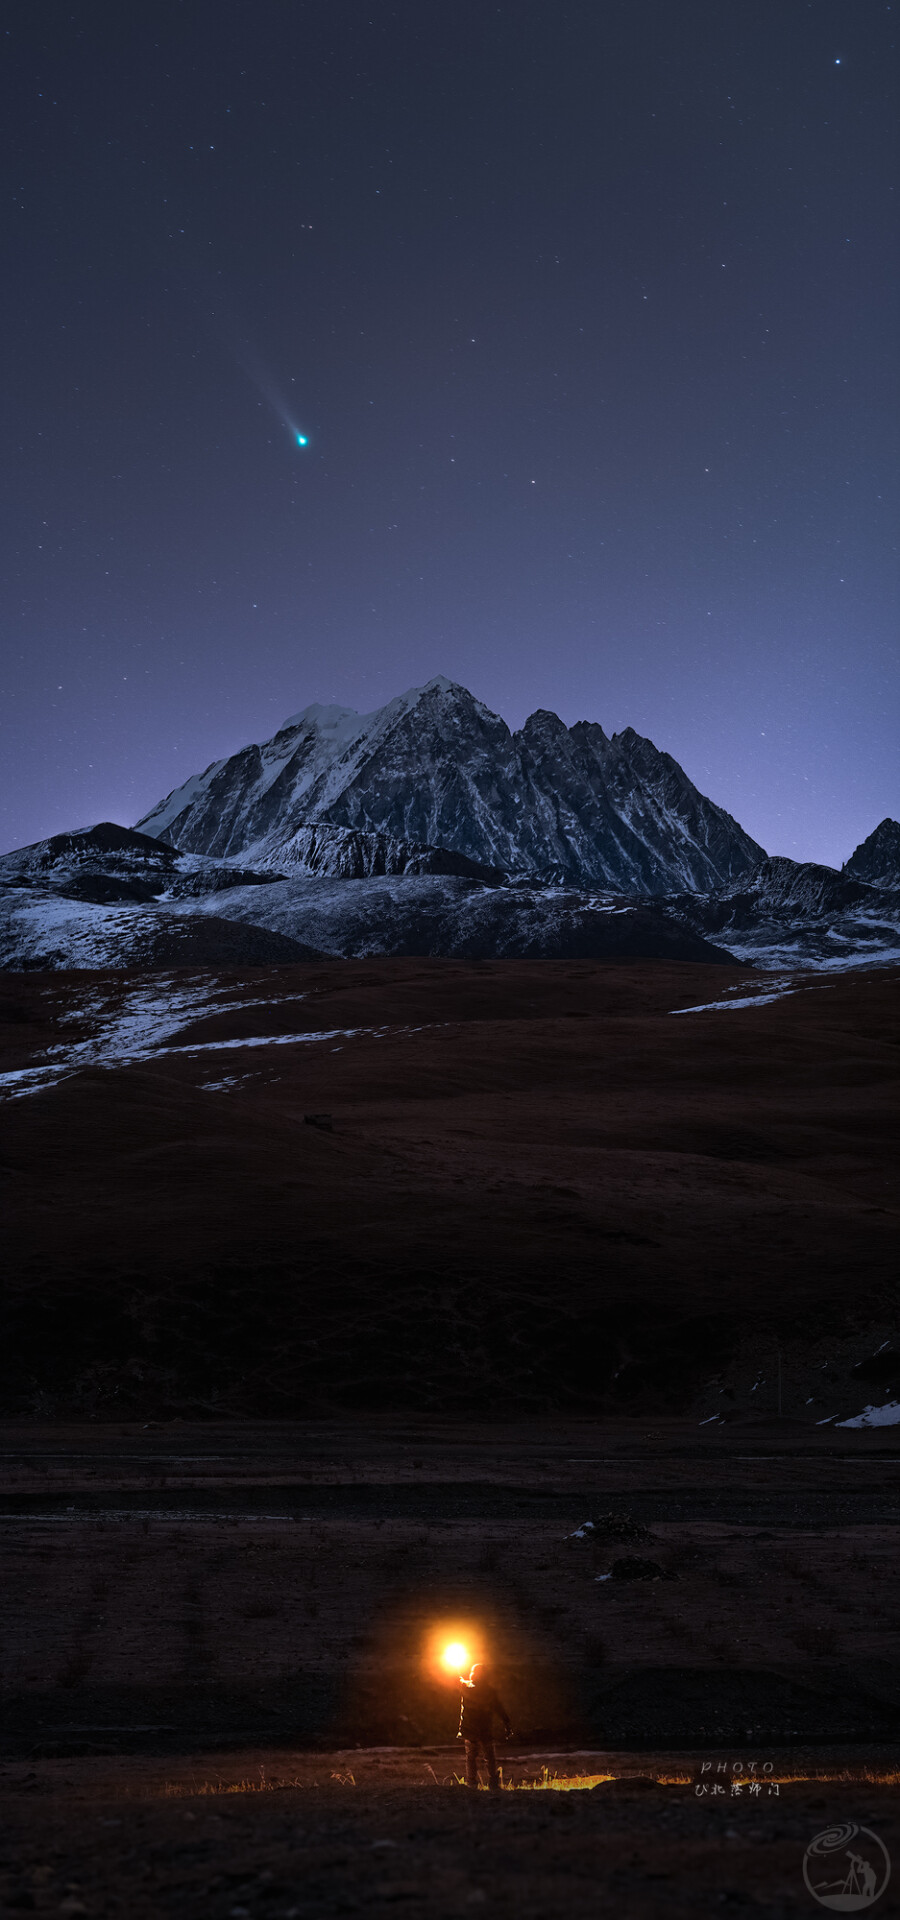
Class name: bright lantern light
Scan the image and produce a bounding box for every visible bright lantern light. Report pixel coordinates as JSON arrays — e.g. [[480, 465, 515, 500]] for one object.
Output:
[[425, 1621, 483, 1682]]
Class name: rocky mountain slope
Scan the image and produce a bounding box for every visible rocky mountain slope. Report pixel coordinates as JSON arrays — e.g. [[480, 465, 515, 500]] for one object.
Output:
[[679, 855, 884, 924], [249, 821, 504, 883], [0, 822, 180, 902], [844, 817, 900, 888], [668, 855, 900, 967], [0, 826, 323, 968], [0, 822, 736, 969], [2, 820, 899, 973], [137, 676, 765, 892], [173, 872, 736, 964]]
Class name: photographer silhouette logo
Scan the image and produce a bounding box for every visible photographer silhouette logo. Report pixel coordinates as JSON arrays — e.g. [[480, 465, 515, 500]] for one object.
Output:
[[803, 1823, 890, 1910]]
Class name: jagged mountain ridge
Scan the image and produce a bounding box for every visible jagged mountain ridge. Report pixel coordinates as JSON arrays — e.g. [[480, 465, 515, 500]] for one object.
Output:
[[704, 855, 885, 923], [136, 676, 765, 893], [250, 822, 505, 884], [0, 820, 503, 900], [844, 818, 900, 889], [665, 854, 900, 969]]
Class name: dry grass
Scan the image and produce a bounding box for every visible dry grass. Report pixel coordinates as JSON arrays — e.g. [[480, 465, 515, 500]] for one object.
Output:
[[503, 1768, 615, 1792], [159, 1766, 317, 1797], [152, 1761, 900, 1800]]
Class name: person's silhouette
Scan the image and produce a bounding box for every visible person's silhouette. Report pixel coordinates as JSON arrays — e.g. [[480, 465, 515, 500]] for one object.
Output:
[[457, 1662, 512, 1790]]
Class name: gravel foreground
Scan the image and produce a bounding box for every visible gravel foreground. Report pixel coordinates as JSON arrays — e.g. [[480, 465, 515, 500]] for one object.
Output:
[[2, 1745, 898, 1918]]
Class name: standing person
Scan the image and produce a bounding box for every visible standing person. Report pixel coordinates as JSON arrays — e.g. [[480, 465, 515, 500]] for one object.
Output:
[[457, 1662, 512, 1791]]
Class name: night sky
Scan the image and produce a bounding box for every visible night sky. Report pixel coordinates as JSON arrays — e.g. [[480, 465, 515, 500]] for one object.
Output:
[[2, 1, 897, 866]]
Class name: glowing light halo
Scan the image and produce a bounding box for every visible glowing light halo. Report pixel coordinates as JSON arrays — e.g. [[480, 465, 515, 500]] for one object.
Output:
[[440, 1639, 470, 1673], [425, 1619, 485, 1684]]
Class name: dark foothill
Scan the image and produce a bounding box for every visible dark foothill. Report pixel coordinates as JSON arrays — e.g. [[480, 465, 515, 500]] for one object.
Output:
[[1, 960, 896, 1423], [852, 1350, 900, 1383], [609, 1557, 677, 1581], [596, 1513, 653, 1543]]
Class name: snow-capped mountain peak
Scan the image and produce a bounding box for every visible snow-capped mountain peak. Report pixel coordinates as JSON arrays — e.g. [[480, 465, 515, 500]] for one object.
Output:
[[137, 676, 765, 892]]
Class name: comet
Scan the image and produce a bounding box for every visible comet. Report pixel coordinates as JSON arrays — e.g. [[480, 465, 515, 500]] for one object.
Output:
[[224, 330, 311, 449]]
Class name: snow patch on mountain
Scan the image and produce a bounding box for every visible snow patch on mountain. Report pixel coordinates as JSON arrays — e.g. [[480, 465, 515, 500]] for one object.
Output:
[[836, 1402, 900, 1429], [0, 887, 322, 971], [0, 969, 431, 1100], [665, 854, 900, 970], [670, 979, 801, 1014]]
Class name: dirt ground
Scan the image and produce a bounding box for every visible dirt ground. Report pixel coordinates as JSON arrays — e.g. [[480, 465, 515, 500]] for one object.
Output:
[[1, 1745, 899, 1917], [2, 957, 898, 1418]]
